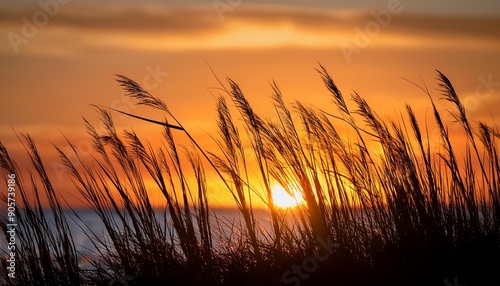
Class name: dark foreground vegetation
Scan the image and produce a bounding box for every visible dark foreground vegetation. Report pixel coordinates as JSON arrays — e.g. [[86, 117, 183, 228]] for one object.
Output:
[[1, 66, 499, 285]]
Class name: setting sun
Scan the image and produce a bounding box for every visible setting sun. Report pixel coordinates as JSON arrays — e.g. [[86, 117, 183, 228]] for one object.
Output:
[[271, 185, 305, 208]]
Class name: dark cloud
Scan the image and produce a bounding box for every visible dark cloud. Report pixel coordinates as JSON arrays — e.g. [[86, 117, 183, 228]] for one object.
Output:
[[1, 5, 225, 36], [1, 4, 499, 46], [385, 14, 500, 43]]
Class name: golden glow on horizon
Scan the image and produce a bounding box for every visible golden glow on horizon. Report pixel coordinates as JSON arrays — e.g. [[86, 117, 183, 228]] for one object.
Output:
[[271, 185, 305, 209]]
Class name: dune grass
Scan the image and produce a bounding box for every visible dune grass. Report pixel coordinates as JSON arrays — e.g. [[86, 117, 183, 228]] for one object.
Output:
[[1, 66, 499, 285]]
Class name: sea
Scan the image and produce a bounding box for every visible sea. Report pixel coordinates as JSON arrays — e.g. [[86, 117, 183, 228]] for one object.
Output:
[[1, 207, 280, 268]]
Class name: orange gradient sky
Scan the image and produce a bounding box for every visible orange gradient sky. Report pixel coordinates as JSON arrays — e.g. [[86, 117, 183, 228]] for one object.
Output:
[[1, 1, 499, 208]]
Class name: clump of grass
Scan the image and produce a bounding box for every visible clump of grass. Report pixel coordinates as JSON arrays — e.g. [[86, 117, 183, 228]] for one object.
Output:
[[0, 135, 81, 286], [1, 66, 499, 285]]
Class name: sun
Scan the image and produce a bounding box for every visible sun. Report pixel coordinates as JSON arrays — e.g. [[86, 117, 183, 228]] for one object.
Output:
[[271, 185, 305, 209]]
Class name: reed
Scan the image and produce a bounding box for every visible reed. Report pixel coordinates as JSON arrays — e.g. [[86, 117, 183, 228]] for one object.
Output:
[[1, 66, 499, 285]]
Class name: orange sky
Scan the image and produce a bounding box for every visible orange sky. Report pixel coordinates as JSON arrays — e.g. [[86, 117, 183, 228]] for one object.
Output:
[[1, 2, 499, 208]]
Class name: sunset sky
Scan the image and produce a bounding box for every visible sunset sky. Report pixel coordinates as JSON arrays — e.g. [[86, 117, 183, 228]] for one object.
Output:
[[1, 0, 499, 208]]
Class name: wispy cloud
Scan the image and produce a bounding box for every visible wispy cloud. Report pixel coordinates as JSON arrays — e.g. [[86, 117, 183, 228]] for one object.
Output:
[[1, 4, 499, 54]]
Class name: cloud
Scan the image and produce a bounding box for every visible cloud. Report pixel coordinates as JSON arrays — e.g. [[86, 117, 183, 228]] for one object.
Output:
[[1, 4, 499, 54]]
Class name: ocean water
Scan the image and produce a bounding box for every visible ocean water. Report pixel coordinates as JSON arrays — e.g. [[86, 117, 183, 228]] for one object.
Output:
[[2, 207, 280, 268]]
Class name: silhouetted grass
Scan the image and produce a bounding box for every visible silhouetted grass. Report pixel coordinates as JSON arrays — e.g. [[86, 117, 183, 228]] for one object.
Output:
[[1, 66, 499, 285]]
